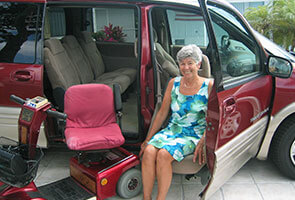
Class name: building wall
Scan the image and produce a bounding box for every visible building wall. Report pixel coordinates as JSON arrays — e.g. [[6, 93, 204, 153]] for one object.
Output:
[[227, 0, 270, 14]]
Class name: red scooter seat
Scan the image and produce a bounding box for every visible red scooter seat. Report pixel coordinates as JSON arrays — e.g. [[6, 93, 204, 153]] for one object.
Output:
[[64, 84, 125, 150]]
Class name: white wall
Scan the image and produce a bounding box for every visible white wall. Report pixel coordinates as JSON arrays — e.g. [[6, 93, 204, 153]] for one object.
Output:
[[93, 8, 136, 42]]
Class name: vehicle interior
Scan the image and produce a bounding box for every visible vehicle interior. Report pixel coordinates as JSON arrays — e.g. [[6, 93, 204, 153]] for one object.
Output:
[[43, 4, 141, 143], [43, 3, 213, 154]]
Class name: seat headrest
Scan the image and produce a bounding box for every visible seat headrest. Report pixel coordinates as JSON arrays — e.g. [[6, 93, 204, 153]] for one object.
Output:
[[44, 39, 65, 55], [162, 60, 180, 77], [198, 54, 211, 78], [78, 31, 94, 44], [61, 35, 80, 49]]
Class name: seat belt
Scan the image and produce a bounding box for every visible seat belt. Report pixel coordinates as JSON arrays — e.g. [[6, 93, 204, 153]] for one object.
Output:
[[155, 59, 164, 103], [147, 50, 164, 133]]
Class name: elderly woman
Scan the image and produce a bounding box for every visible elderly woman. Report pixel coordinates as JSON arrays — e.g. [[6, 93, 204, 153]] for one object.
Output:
[[139, 44, 213, 200]]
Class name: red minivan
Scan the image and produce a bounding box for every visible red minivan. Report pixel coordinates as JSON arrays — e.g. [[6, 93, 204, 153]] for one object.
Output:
[[1, 0, 295, 198]]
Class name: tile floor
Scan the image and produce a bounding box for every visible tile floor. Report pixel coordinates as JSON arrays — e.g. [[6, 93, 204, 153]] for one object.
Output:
[[35, 148, 295, 200]]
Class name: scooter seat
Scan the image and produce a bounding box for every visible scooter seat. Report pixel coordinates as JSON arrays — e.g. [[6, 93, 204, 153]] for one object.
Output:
[[64, 84, 125, 151], [65, 124, 124, 150]]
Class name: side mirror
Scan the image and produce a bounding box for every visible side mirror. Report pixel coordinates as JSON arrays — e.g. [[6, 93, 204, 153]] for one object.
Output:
[[267, 55, 293, 78], [113, 84, 122, 112]]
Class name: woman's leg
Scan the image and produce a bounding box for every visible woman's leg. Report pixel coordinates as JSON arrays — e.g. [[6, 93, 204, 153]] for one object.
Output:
[[142, 144, 159, 200], [156, 149, 175, 200]]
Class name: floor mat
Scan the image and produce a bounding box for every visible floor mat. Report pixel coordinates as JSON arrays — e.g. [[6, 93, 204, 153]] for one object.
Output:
[[38, 177, 94, 200]]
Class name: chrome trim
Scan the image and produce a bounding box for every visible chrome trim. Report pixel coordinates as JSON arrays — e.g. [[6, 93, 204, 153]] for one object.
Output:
[[202, 117, 268, 200], [98, 155, 134, 174], [290, 140, 295, 165], [257, 103, 295, 160]]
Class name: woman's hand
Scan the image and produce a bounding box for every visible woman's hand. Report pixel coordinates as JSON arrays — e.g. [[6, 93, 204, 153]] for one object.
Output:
[[193, 137, 205, 165], [139, 140, 149, 158]]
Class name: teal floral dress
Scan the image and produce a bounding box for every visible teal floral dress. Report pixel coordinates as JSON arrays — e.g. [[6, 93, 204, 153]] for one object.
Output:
[[148, 76, 210, 162]]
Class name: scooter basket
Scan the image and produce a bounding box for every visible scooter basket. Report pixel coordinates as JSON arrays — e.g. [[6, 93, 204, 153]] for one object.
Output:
[[0, 137, 43, 187]]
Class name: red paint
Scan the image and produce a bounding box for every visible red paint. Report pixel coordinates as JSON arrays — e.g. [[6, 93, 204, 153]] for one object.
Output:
[[272, 72, 295, 115], [70, 147, 139, 200], [215, 76, 273, 149], [0, 63, 43, 107], [0, 182, 45, 200]]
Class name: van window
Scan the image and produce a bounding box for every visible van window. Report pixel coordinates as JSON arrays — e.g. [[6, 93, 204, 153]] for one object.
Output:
[[48, 7, 66, 37], [90, 7, 137, 43], [208, 4, 261, 82], [0, 2, 43, 64], [167, 9, 208, 47]]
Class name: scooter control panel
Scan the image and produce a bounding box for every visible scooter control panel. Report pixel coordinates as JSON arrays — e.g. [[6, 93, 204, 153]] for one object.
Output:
[[26, 96, 48, 108]]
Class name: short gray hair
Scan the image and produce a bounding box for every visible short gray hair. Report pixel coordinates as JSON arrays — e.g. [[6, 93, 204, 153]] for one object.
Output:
[[176, 44, 203, 64]]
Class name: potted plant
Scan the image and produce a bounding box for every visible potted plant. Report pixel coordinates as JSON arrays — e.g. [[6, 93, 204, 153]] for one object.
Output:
[[93, 23, 127, 42]]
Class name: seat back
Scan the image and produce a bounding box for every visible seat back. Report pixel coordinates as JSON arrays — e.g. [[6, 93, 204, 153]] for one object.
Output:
[[44, 38, 81, 90], [153, 29, 180, 77], [65, 84, 117, 128], [64, 84, 125, 150], [62, 35, 95, 84], [77, 31, 106, 79]]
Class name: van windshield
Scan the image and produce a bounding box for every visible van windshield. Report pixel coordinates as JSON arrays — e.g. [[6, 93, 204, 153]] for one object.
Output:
[[254, 30, 295, 63]]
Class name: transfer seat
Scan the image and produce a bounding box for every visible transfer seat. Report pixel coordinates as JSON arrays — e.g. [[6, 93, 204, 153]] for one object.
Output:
[[64, 84, 125, 150], [172, 54, 212, 175]]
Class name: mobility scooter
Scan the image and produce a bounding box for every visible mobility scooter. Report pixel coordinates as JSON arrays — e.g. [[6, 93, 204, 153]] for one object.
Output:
[[0, 83, 142, 200]]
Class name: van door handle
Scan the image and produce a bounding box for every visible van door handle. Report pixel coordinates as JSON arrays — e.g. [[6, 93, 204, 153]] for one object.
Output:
[[223, 97, 236, 115], [13, 71, 33, 81]]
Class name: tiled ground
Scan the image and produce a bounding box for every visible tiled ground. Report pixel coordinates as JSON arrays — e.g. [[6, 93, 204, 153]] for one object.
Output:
[[35, 148, 295, 200]]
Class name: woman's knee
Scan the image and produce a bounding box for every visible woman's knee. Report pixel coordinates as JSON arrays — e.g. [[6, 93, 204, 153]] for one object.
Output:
[[142, 145, 157, 162], [156, 149, 174, 164]]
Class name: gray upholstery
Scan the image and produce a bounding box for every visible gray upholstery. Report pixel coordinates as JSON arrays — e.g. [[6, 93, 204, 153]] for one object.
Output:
[[61, 35, 131, 93], [199, 54, 211, 78], [76, 31, 105, 78], [162, 60, 180, 77], [93, 73, 130, 94], [172, 154, 205, 174], [44, 39, 81, 90], [153, 29, 180, 77], [62, 35, 94, 84], [77, 31, 137, 82], [44, 35, 132, 96]]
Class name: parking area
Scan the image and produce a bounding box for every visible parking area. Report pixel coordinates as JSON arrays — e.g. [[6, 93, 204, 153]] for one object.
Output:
[[35, 148, 295, 200]]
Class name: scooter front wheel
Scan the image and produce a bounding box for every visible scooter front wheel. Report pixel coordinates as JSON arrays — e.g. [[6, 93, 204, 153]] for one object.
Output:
[[116, 168, 142, 199]]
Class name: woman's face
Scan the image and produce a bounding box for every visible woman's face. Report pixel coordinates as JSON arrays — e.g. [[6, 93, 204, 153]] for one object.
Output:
[[179, 57, 200, 78]]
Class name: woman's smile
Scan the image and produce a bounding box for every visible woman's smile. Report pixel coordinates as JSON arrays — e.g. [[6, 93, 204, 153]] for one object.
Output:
[[179, 57, 199, 77]]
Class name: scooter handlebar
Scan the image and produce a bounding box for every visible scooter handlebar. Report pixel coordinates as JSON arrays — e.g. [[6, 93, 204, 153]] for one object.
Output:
[[10, 95, 25, 105], [46, 109, 67, 120], [10, 95, 67, 119]]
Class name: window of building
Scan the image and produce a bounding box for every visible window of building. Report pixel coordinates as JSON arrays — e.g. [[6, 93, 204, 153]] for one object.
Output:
[[167, 10, 209, 47], [91, 8, 137, 43]]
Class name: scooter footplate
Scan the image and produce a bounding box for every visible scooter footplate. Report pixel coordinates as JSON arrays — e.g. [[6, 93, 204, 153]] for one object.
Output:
[[38, 177, 94, 200]]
